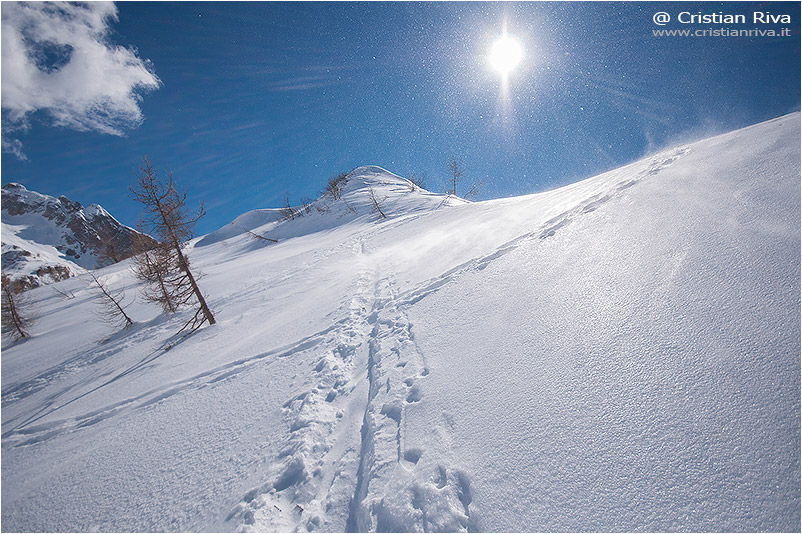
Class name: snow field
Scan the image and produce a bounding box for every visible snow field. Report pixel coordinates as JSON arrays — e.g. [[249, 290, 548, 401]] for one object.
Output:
[[2, 113, 799, 532]]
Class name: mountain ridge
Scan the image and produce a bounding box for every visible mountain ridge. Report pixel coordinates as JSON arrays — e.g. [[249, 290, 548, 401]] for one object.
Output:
[[1, 183, 155, 289], [197, 165, 464, 247]]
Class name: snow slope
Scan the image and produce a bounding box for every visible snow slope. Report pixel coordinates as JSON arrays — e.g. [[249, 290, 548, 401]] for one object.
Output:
[[1, 113, 799, 532]]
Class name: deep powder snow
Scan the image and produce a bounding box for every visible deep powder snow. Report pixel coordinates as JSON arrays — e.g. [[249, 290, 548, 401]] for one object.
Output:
[[2, 114, 799, 532]]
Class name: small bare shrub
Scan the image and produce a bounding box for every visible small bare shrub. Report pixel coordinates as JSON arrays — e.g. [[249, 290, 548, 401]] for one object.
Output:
[[326, 171, 349, 200], [464, 176, 486, 200], [368, 186, 387, 219], [52, 285, 76, 300], [89, 271, 134, 329], [299, 197, 315, 216], [243, 228, 278, 243], [280, 193, 296, 220], [408, 173, 426, 191], [446, 156, 482, 199]]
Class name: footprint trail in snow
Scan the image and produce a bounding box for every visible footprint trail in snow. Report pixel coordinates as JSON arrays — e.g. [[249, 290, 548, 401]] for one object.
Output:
[[224, 148, 694, 532], [226, 239, 474, 532]]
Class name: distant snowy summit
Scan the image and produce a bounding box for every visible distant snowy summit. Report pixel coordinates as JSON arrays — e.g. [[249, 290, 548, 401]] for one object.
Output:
[[198, 165, 465, 247], [1, 183, 155, 289]]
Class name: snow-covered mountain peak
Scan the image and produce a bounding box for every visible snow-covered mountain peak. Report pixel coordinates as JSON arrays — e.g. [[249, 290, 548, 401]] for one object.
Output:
[[342, 165, 408, 189], [1, 184, 155, 289], [84, 203, 113, 220], [346, 164, 397, 179], [3, 182, 85, 218], [339, 166, 439, 202], [3, 182, 60, 213], [198, 166, 461, 247]]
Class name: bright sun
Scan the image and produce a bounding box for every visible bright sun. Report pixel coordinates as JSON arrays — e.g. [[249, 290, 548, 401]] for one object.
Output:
[[489, 34, 523, 76]]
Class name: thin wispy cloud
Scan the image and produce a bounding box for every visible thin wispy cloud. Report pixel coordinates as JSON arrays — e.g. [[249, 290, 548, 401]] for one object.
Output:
[[270, 80, 342, 92], [2, 137, 27, 161], [267, 74, 345, 93], [1, 1, 161, 159]]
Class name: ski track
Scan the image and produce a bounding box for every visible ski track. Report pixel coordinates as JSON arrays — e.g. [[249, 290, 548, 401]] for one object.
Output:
[[344, 277, 475, 533], [225, 237, 380, 532], [223, 147, 690, 532], [396, 147, 691, 309], [2, 147, 689, 531], [225, 234, 475, 532]]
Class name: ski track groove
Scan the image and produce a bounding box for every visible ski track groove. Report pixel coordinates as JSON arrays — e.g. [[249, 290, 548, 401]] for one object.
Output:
[[395, 146, 691, 310]]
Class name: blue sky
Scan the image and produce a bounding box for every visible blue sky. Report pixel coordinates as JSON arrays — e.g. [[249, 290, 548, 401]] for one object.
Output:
[[2, 1, 799, 234]]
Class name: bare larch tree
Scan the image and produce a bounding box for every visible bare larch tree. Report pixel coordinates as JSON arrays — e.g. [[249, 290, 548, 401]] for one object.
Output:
[[97, 234, 122, 267], [242, 228, 278, 243], [1, 274, 34, 342], [407, 172, 426, 191], [280, 192, 296, 220], [446, 155, 483, 199], [131, 238, 178, 314], [326, 171, 348, 200], [88, 271, 134, 328], [368, 186, 387, 219], [130, 157, 216, 332], [447, 155, 462, 196]]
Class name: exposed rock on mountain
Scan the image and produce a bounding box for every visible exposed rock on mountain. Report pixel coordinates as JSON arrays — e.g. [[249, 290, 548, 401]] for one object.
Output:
[[1, 183, 156, 289]]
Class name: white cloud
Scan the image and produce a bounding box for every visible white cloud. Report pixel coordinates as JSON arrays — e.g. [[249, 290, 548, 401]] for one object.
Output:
[[1, 1, 161, 157], [2, 137, 27, 161]]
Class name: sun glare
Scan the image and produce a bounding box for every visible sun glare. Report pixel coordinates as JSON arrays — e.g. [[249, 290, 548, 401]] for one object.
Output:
[[489, 34, 523, 76]]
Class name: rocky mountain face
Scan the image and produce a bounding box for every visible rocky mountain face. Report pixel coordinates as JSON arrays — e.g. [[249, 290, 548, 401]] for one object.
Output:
[[1, 183, 156, 290]]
